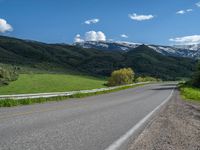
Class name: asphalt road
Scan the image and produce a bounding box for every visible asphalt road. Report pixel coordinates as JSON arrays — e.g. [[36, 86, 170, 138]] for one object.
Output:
[[0, 83, 176, 150]]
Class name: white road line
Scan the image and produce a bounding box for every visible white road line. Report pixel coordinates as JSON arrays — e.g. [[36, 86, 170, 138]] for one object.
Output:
[[105, 87, 175, 150]]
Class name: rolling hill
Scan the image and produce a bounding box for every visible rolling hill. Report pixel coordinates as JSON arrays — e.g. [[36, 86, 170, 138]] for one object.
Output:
[[0, 36, 196, 80]]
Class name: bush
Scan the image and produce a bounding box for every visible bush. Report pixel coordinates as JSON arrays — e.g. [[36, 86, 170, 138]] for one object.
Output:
[[0, 67, 19, 86], [108, 68, 134, 86], [135, 76, 161, 82]]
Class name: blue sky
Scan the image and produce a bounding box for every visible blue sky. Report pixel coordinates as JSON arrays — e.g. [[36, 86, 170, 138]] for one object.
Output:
[[0, 0, 200, 45]]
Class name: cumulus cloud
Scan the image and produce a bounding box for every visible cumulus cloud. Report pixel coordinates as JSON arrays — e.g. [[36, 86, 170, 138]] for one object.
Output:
[[169, 35, 200, 45], [84, 18, 99, 25], [85, 31, 106, 41], [196, 2, 200, 7], [0, 18, 13, 33], [74, 34, 84, 43], [129, 13, 154, 21], [176, 9, 193, 14], [121, 34, 128, 38], [74, 31, 106, 43]]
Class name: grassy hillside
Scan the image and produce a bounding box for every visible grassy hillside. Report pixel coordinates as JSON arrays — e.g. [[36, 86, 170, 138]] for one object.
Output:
[[0, 74, 106, 95], [0, 36, 196, 80]]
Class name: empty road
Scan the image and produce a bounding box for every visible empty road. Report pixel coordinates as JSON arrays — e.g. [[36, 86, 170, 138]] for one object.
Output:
[[0, 83, 176, 150]]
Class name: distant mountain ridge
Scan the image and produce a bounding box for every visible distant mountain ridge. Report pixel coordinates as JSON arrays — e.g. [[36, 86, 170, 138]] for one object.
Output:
[[0, 36, 196, 80], [75, 41, 200, 59], [174, 44, 200, 51], [75, 41, 140, 52]]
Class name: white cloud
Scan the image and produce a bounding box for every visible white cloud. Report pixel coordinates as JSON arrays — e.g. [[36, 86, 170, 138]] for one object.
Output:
[[84, 18, 99, 25], [74, 34, 84, 43], [186, 9, 193, 12], [0, 18, 13, 33], [121, 34, 128, 38], [176, 9, 193, 15], [74, 31, 106, 43], [196, 2, 200, 7], [85, 31, 106, 41], [176, 10, 186, 14], [169, 35, 200, 45], [128, 13, 154, 21]]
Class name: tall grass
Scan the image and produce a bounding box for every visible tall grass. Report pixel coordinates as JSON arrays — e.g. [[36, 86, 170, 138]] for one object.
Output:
[[180, 85, 200, 102]]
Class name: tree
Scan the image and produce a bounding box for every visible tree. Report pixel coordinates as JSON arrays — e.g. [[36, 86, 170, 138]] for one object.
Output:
[[108, 68, 134, 86], [191, 61, 200, 87]]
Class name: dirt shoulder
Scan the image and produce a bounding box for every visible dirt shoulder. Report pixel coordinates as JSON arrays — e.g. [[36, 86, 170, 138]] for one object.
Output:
[[128, 90, 200, 150]]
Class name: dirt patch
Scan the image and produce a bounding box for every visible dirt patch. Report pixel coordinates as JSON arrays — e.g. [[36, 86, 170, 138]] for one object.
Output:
[[128, 90, 200, 150]]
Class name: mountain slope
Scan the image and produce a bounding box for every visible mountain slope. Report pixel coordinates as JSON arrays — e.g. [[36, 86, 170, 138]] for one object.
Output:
[[126, 45, 195, 80], [75, 41, 200, 59], [0, 36, 196, 80]]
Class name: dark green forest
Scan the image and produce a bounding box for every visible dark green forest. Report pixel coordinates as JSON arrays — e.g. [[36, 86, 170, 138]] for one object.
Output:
[[0, 36, 196, 80]]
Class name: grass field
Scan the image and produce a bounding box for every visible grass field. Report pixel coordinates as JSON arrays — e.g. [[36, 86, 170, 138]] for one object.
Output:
[[180, 86, 200, 102], [0, 74, 106, 95]]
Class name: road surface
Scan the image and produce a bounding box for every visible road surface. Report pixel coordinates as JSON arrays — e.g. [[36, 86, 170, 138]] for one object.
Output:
[[0, 83, 176, 150]]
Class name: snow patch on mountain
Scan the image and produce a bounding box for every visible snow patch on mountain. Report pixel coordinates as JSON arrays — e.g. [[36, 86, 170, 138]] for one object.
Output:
[[174, 44, 200, 51], [75, 41, 200, 59]]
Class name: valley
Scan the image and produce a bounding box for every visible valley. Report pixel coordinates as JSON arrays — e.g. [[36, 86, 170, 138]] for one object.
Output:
[[1, 1, 200, 150], [0, 36, 196, 81]]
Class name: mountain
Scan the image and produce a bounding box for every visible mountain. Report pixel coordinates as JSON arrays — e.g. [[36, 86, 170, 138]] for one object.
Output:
[[0, 36, 196, 80], [75, 41, 140, 52], [75, 41, 200, 59], [125, 45, 196, 80], [174, 44, 200, 51]]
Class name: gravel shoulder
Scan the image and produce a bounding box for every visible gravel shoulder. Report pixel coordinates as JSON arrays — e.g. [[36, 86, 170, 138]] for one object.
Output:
[[128, 90, 200, 150]]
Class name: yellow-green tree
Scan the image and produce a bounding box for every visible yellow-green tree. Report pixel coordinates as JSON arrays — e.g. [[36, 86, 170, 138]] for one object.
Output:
[[108, 68, 134, 86]]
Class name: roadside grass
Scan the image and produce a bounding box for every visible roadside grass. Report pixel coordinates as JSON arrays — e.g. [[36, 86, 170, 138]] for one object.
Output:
[[180, 85, 200, 102], [0, 83, 146, 107], [0, 74, 106, 95]]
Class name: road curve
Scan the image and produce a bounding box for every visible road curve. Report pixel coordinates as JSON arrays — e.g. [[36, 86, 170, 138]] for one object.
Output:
[[0, 83, 176, 150]]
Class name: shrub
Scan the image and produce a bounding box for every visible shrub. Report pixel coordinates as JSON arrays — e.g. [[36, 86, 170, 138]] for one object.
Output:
[[0, 67, 19, 86], [108, 68, 134, 86], [135, 76, 161, 82]]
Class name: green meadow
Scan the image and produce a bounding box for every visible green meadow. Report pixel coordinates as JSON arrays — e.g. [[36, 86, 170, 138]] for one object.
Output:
[[0, 74, 106, 95]]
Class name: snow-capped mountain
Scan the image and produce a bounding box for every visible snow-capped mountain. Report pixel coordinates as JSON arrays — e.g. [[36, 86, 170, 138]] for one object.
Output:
[[75, 41, 200, 59], [147, 45, 200, 58], [75, 41, 141, 52], [146, 44, 200, 58], [174, 44, 200, 51]]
